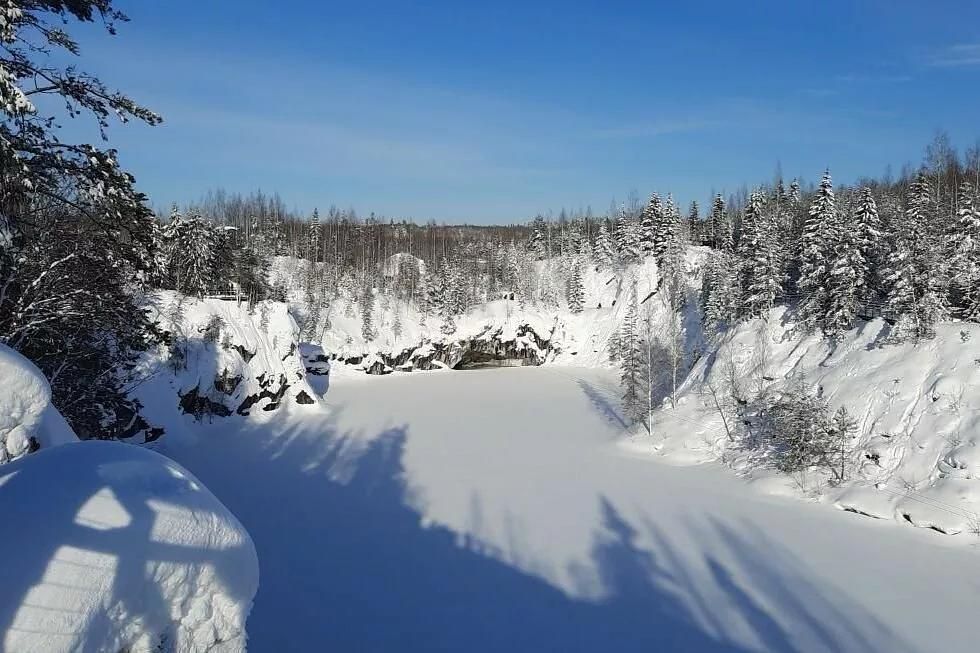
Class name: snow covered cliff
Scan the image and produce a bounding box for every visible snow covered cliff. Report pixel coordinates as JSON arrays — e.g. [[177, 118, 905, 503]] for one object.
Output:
[[131, 292, 325, 440]]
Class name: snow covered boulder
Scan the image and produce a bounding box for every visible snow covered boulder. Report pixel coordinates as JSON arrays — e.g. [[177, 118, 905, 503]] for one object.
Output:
[[0, 344, 76, 463], [0, 441, 259, 652]]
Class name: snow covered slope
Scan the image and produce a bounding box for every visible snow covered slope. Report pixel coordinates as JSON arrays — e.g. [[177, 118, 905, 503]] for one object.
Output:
[[132, 292, 325, 442], [639, 306, 980, 537], [295, 252, 703, 374], [0, 343, 76, 463], [0, 440, 258, 653]]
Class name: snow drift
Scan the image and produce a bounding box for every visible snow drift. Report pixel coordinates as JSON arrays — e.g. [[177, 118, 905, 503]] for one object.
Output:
[[0, 440, 259, 653]]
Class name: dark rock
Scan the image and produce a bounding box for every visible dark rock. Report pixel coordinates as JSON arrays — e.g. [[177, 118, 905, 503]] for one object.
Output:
[[295, 390, 315, 405], [214, 369, 243, 395], [231, 344, 255, 362], [179, 385, 232, 418]]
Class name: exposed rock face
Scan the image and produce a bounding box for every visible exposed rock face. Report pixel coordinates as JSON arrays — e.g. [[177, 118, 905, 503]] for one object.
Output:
[[335, 322, 556, 375]]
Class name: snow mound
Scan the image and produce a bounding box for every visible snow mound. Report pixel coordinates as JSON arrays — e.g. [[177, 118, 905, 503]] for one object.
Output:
[[0, 441, 259, 652], [0, 343, 76, 463]]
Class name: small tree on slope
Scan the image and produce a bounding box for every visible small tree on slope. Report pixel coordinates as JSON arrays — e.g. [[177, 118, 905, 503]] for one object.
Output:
[[567, 263, 585, 313], [620, 285, 648, 427]]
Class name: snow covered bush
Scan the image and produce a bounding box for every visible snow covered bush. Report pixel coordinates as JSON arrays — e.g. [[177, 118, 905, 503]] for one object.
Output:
[[0, 343, 76, 463]]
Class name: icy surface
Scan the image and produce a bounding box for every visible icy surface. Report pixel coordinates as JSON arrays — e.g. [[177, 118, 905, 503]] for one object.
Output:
[[163, 366, 980, 652], [0, 343, 75, 463], [0, 441, 258, 653]]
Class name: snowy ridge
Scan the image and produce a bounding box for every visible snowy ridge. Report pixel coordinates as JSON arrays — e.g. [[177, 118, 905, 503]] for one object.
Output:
[[635, 305, 980, 537], [132, 291, 325, 442]]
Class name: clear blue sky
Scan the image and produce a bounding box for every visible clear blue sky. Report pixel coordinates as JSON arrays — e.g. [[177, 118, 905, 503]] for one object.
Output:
[[64, 0, 980, 223]]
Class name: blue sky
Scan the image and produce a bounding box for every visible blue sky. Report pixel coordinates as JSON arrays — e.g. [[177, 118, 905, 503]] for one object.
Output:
[[61, 0, 980, 222]]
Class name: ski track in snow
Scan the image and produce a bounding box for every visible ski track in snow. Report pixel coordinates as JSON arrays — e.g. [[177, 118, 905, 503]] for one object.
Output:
[[164, 366, 980, 653]]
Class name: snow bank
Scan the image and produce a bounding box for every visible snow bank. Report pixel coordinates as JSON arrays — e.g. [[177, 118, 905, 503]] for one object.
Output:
[[641, 305, 980, 537], [0, 343, 76, 463], [0, 440, 258, 652]]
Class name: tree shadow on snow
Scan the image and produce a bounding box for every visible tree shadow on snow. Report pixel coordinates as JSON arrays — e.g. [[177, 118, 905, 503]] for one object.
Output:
[[0, 442, 256, 651], [166, 414, 914, 652], [576, 379, 628, 430]]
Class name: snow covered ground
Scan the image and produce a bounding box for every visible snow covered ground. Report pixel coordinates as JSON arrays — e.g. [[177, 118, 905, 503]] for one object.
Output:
[[162, 365, 980, 652], [0, 441, 258, 652], [0, 342, 259, 653]]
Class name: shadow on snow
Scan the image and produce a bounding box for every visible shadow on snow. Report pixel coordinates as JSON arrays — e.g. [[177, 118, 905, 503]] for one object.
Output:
[[165, 408, 912, 653]]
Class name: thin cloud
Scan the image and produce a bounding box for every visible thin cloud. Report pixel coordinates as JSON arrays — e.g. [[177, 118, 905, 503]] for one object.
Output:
[[590, 118, 721, 139], [834, 73, 913, 83], [925, 43, 980, 67]]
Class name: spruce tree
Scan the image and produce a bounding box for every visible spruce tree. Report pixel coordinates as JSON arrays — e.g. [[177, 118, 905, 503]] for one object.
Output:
[[593, 220, 615, 266], [883, 173, 944, 340], [739, 191, 781, 318], [308, 208, 321, 262], [567, 263, 585, 313], [620, 285, 647, 425], [359, 283, 375, 342], [946, 181, 980, 319], [853, 187, 885, 306], [639, 193, 662, 255], [825, 217, 865, 337], [709, 194, 731, 251], [797, 170, 836, 330], [615, 205, 640, 262], [655, 194, 681, 264]]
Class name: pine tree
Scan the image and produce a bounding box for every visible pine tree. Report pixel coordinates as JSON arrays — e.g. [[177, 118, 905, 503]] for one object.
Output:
[[619, 285, 647, 424], [829, 406, 858, 484], [528, 216, 548, 260], [701, 251, 739, 331], [615, 205, 640, 262], [308, 208, 321, 262], [160, 208, 216, 297], [593, 221, 615, 266], [825, 214, 866, 337], [788, 179, 802, 205], [639, 193, 662, 255], [797, 170, 836, 330], [853, 187, 885, 307], [883, 173, 944, 340], [392, 308, 403, 341], [567, 263, 585, 313], [686, 201, 700, 244], [359, 283, 375, 342], [946, 181, 980, 319], [739, 191, 781, 318], [654, 194, 681, 264], [709, 194, 731, 251]]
